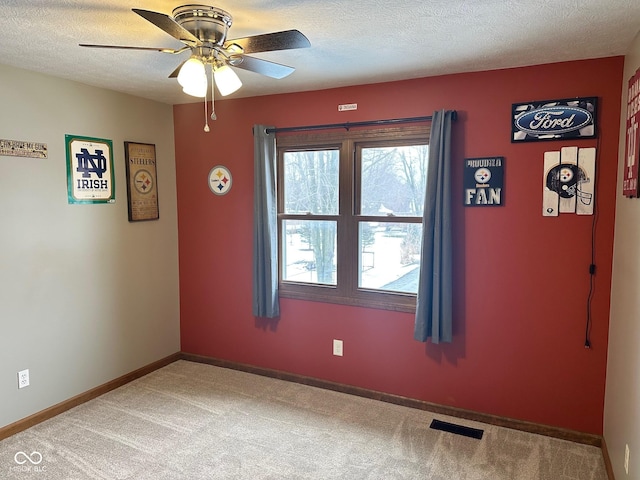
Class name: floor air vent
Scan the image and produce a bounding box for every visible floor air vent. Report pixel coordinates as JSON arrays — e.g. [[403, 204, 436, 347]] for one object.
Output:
[[430, 419, 484, 439]]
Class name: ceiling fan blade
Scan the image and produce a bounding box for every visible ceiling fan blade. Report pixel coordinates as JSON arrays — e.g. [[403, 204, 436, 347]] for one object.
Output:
[[232, 56, 295, 79], [132, 8, 200, 46], [168, 60, 188, 78], [224, 30, 310, 54], [79, 44, 186, 54]]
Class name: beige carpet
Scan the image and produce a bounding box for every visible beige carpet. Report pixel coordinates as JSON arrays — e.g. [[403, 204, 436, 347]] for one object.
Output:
[[0, 360, 607, 479]]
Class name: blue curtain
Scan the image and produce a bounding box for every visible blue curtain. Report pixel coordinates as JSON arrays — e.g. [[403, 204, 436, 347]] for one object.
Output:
[[414, 110, 454, 343], [252, 125, 280, 318]]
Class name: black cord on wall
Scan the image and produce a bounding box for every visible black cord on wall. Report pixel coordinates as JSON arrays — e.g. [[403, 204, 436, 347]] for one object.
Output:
[[585, 135, 602, 349]]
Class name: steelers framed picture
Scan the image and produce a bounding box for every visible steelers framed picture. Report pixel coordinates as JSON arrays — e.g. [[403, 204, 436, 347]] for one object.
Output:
[[124, 141, 159, 221], [464, 157, 504, 207]]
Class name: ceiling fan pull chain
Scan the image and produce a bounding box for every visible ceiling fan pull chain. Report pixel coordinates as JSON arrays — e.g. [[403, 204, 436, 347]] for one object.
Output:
[[210, 66, 217, 121], [203, 72, 210, 133]]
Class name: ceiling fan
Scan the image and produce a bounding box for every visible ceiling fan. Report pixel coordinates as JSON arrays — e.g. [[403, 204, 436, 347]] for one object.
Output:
[[80, 4, 310, 129]]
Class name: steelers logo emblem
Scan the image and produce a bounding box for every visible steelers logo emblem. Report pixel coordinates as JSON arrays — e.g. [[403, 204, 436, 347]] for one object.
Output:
[[560, 167, 574, 183], [208, 165, 232, 195], [133, 169, 154, 194], [474, 168, 491, 184]]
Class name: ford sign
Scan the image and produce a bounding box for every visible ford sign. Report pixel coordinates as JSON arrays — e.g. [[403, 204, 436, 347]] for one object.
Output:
[[511, 97, 597, 142]]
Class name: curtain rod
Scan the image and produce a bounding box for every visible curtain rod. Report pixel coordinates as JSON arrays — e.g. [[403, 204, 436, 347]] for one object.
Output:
[[266, 111, 457, 135]]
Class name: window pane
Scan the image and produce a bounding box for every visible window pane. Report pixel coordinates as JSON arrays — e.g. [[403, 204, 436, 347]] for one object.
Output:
[[360, 145, 428, 216], [284, 150, 339, 214], [358, 222, 422, 293], [282, 220, 337, 285]]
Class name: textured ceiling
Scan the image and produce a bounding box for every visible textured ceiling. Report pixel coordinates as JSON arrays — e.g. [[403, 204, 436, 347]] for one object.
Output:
[[0, 0, 639, 105]]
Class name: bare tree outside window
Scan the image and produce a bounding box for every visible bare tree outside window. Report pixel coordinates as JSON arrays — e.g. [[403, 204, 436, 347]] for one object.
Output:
[[282, 150, 338, 285], [277, 126, 430, 312], [360, 145, 428, 217], [359, 144, 428, 293]]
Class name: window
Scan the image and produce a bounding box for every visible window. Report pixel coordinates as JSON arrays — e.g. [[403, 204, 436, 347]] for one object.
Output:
[[277, 126, 430, 312]]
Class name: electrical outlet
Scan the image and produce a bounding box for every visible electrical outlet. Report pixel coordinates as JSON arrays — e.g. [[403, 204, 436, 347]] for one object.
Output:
[[333, 339, 343, 356], [18, 369, 29, 389], [625, 443, 630, 475]]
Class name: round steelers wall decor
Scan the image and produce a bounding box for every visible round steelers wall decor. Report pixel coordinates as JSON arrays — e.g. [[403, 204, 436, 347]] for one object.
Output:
[[208, 165, 232, 195]]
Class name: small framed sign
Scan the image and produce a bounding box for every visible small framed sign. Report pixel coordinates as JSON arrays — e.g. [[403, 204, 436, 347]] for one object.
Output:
[[65, 135, 115, 204], [124, 142, 159, 221], [511, 97, 597, 142], [0, 138, 47, 158], [464, 157, 504, 206]]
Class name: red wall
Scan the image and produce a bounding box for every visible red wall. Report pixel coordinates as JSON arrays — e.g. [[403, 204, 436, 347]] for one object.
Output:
[[174, 57, 623, 435]]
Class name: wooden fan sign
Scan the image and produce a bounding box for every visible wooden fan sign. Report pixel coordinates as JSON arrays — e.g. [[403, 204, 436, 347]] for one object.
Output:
[[542, 146, 596, 216]]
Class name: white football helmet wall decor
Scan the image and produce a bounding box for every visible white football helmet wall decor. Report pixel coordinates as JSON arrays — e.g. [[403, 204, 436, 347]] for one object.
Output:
[[542, 147, 596, 216]]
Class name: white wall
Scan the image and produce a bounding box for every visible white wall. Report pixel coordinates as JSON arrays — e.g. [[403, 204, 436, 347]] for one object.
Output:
[[0, 64, 180, 428], [605, 30, 640, 479]]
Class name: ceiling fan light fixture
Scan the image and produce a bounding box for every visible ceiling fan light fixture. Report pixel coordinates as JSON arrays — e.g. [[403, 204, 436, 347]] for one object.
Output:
[[177, 57, 207, 97], [182, 83, 207, 98], [80, 6, 311, 107], [213, 64, 242, 96]]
